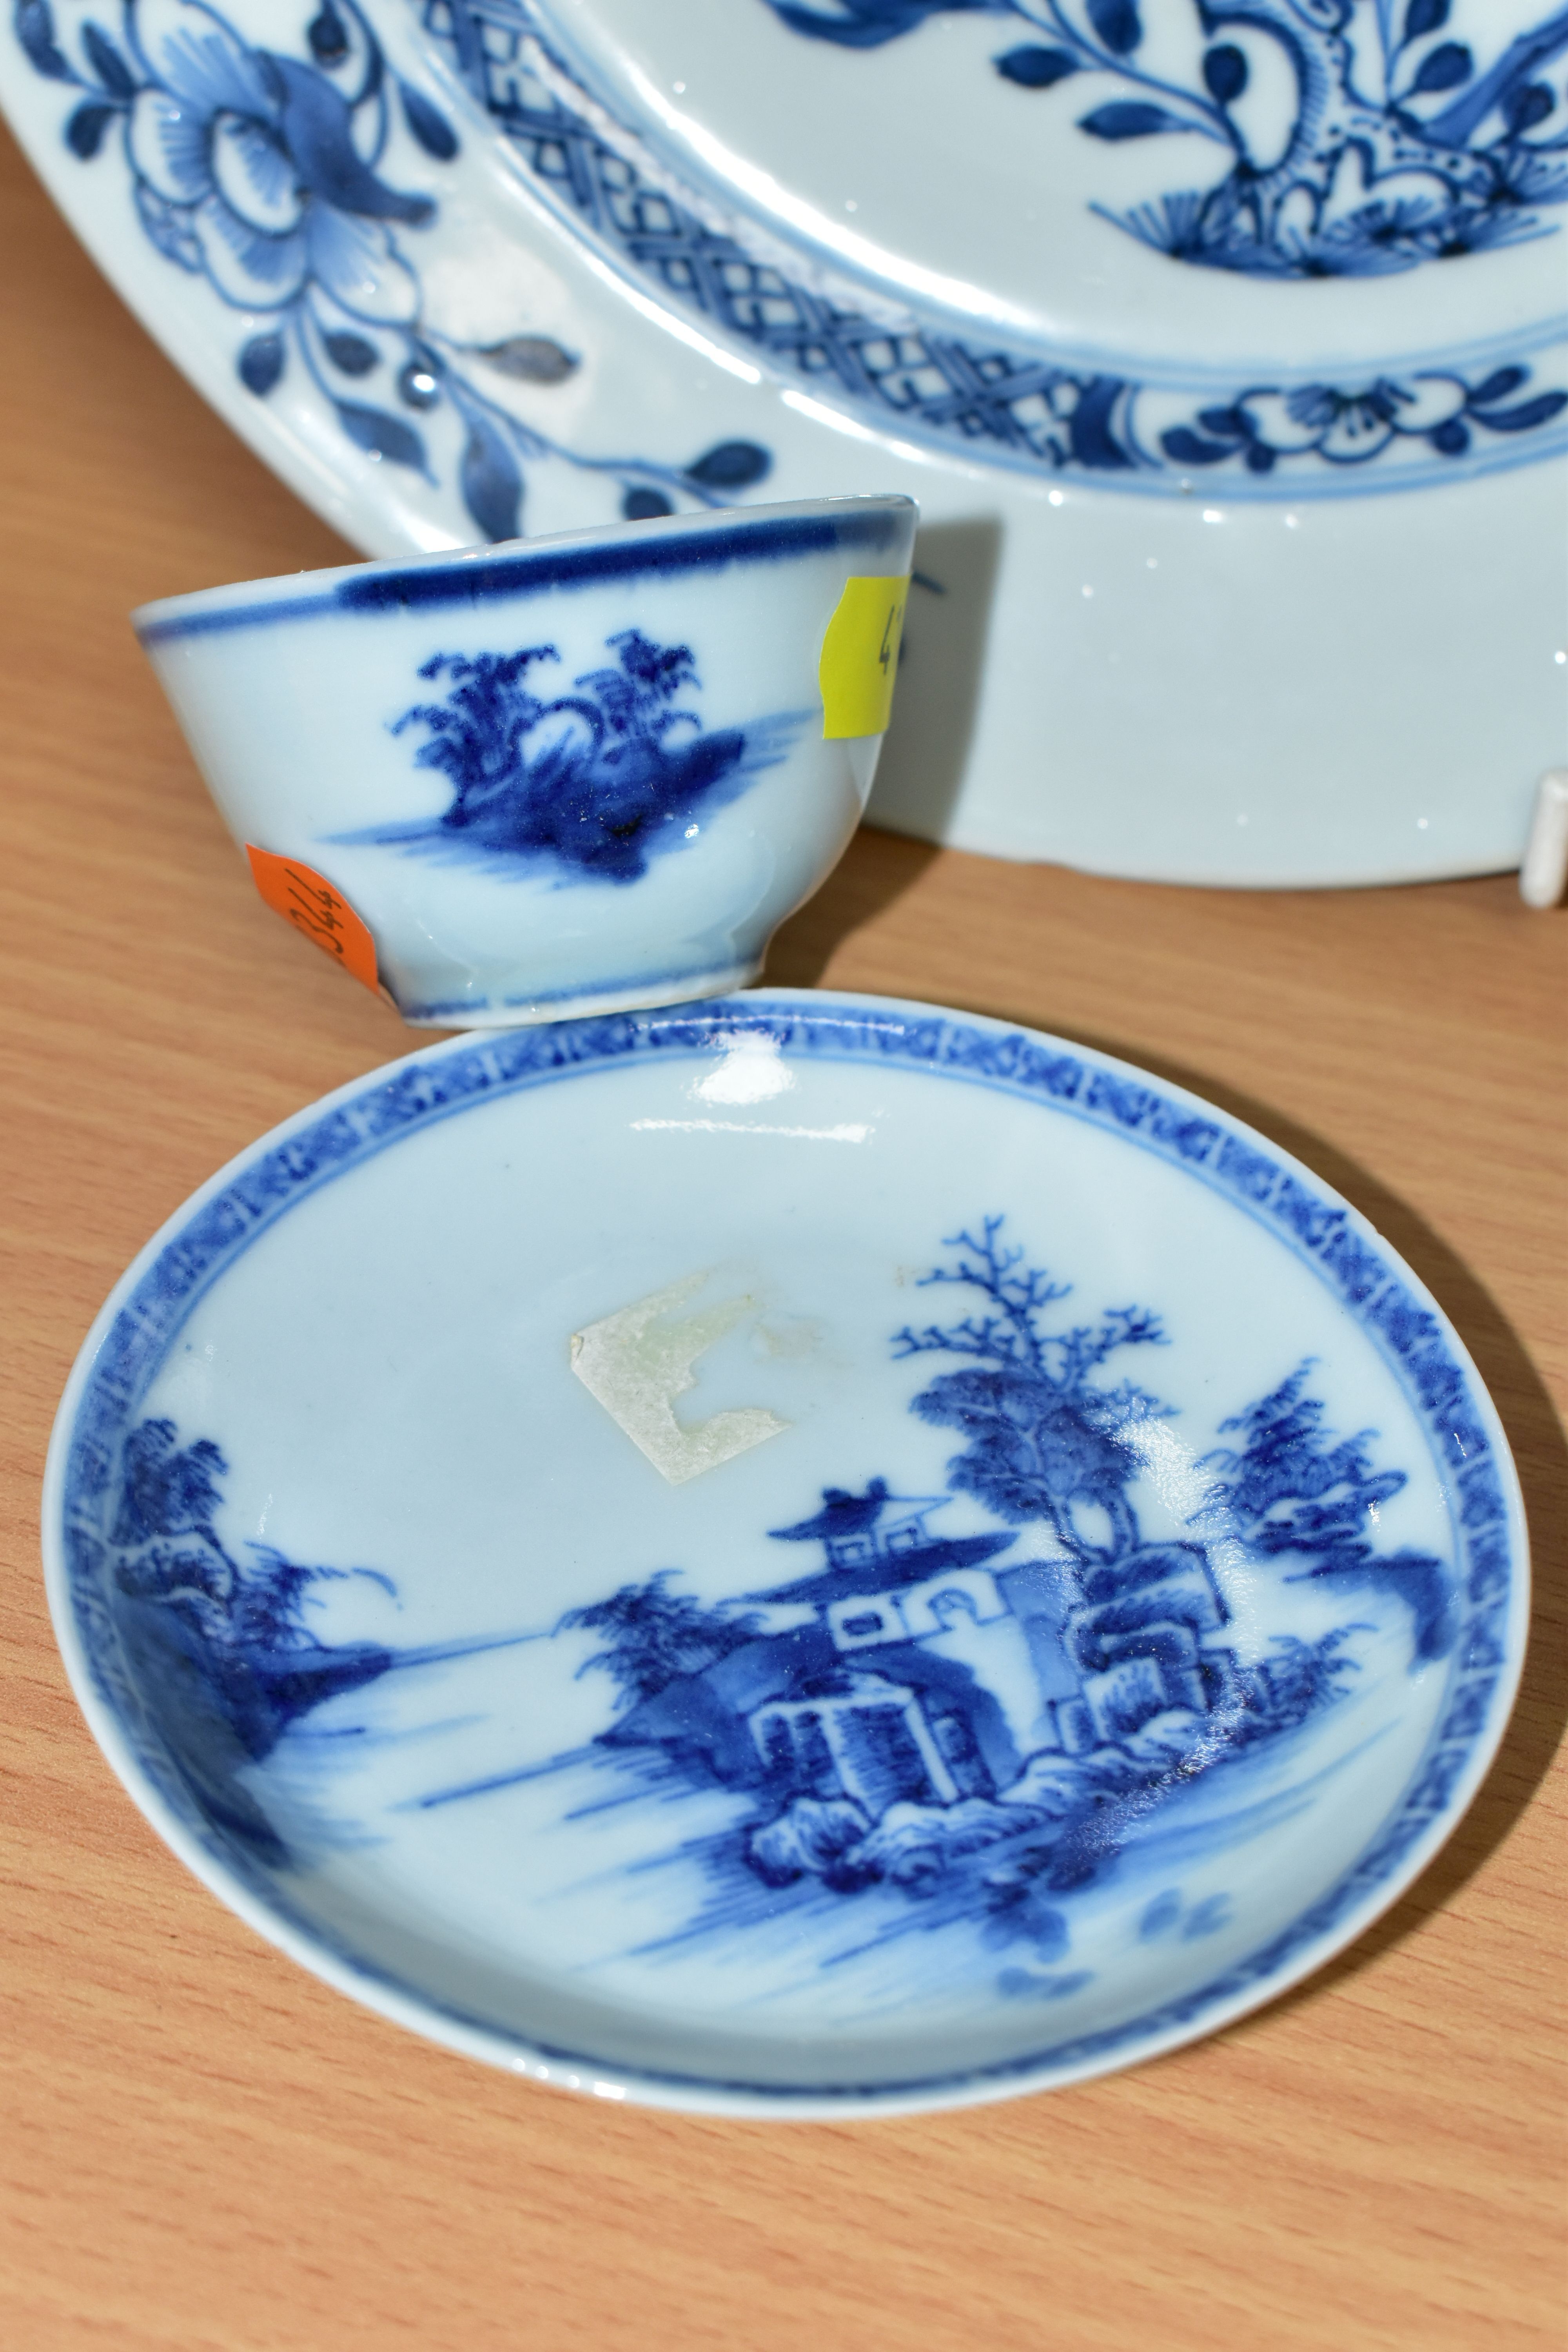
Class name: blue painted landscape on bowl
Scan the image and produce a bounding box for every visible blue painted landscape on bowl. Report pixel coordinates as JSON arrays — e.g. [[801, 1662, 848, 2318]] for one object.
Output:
[[337, 626, 802, 882], [53, 1001, 1519, 2098]]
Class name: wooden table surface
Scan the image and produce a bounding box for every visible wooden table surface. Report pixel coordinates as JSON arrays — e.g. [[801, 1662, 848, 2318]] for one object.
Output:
[[2, 121, 1564, 2352]]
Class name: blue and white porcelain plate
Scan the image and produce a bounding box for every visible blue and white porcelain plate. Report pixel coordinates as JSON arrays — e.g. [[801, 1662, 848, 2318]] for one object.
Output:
[[44, 992, 1527, 2114], [4, 2, 1565, 883]]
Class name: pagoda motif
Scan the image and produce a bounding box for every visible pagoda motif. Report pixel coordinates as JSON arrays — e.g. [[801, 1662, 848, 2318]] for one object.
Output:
[[603, 1477, 1243, 1826]]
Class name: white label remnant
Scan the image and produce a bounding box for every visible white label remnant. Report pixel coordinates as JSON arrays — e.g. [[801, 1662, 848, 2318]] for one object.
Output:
[[570, 1274, 789, 1485]]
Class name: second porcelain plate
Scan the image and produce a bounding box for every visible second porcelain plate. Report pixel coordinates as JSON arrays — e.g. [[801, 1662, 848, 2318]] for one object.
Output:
[[44, 993, 1526, 2114], [4, 2, 1565, 882]]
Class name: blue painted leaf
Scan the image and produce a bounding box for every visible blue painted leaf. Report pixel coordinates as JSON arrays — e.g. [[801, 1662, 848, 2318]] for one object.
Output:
[[685, 440, 773, 490], [1202, 44, 1247, 105], [1085, 0, 1141, 54], [476, 336, 577, 384], [399, 80, 459, 161], [323, 330, 378, 376], [1243, 442, 1275, 474], [995, 46, 1078, 90], [17, 1, 71, 79], [623, 487, 674, 521], [1409, 41, 1471, 94], [65, 100, 116, 159], [1403, 0, 1448, 39], [397, 357, 441, 409], [307, 2, 350, 66], [270, 58, 434, 223], [238, 332, 286, 396], [1196, 405, 1246, 439], [1078, 101, 1188, 140], [769, 2, 970, 51], [1468, 366, 1527, 407], [336, 401, 428, 470], [81, 20, 134, 96], [461, 416, 523, 541], [1505, 82, 1554, 135], [1471, 390, 1568, 433], [1429, 417, 1469, 455], [1160, 426, 1234, 465]]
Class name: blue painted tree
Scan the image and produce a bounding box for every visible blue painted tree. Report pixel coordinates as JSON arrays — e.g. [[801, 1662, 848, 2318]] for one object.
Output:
[[764, 0, 1568, 276], [390, 628, 753, 882], [560, 1572, 760, 1705], [892, 1216, 1166, 1561], [1199, 1365, 1455, 1658]]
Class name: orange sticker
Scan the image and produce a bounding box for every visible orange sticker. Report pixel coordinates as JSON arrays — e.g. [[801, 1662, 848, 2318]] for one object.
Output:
[[245, 845, 381, 996]]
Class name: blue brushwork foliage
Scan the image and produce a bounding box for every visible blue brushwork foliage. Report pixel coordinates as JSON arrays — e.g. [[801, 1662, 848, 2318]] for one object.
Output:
[[1200, 1365, 1455, 1659], [15, 0, 760, 536], [685, 440, 773, 492], [79, 20, 133, 96], [459, 412, 524, 541], [1079, 100, 1192, 140], [100, 1419, 398, 1860], [1404, 0, 1449, 38], [336, 399, 428, 470], [561, 1572, 763, 1704], [307, 1, 351, 68], [323, 330, 379, 377], [768, 0, 993, 49], [239, 332, 287, 397], [1408, 40, 1472, 94], [399, 78, 459, 161], [17, 0, 72, 78], [1083, 0, 1141, 55], [65, 98, 115, 156], [387, 629, 755, 882], [759, 0, 1568, 279], [1201, 44, 1248, 105], [623, 487, 675, 519], [996, 44, 1078, 87], [485, 1212, 1448, 1962], [893, 1215, 1165, 1559]]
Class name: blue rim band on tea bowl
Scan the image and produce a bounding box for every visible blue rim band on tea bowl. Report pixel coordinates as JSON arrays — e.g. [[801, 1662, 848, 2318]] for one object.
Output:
[[132, 497, 918, 1027], [42, 991, 1528, 2118]]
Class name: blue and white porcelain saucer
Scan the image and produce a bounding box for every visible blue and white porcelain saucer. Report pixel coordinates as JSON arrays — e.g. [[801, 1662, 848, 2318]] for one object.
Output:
[[44, 993, 1526, 2114]]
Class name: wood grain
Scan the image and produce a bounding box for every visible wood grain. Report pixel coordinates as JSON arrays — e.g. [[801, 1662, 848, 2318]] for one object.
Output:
[[1, 122, 1564, 2352]]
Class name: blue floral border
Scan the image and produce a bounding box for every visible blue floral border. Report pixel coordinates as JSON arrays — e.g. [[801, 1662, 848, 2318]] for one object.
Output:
[[417, 0, 1568, 497], [53, 996, 1522, 2103]]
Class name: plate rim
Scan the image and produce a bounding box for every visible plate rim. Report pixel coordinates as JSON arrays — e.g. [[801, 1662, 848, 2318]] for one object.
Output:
[[40, 988, 1531, 2118]]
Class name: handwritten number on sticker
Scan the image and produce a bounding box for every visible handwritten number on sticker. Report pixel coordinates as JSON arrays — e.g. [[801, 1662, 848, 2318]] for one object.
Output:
[[245, 845, 382, 996]]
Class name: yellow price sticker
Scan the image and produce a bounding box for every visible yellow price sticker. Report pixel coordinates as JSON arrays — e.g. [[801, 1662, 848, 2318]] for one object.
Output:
[[818, 574, 909, 740]]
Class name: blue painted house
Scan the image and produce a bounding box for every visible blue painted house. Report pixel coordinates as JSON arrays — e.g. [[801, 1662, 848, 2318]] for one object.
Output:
[[606, 1480, 1241, 1821]]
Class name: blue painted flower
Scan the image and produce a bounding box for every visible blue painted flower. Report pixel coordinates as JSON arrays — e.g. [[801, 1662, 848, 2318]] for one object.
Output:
[[1239, 374, 1470, 465], [124, 0, 432, 319]]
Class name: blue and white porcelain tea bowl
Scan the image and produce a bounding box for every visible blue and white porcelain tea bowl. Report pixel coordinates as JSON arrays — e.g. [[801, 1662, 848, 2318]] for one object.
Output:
[[134, 497, 916, 1025], [44, 993, 1527, 2116]]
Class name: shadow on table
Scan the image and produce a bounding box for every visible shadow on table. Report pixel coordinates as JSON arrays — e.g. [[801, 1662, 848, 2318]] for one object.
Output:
[[1042, 1026, 1567, 2037], [765, 828, 940, 987]]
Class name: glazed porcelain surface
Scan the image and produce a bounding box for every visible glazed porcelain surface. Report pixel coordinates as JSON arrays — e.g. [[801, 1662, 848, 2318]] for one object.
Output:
[[134, 497, 915, 1025], [44, 991, 1527, 2116], [4, 1, 1565, 884]]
